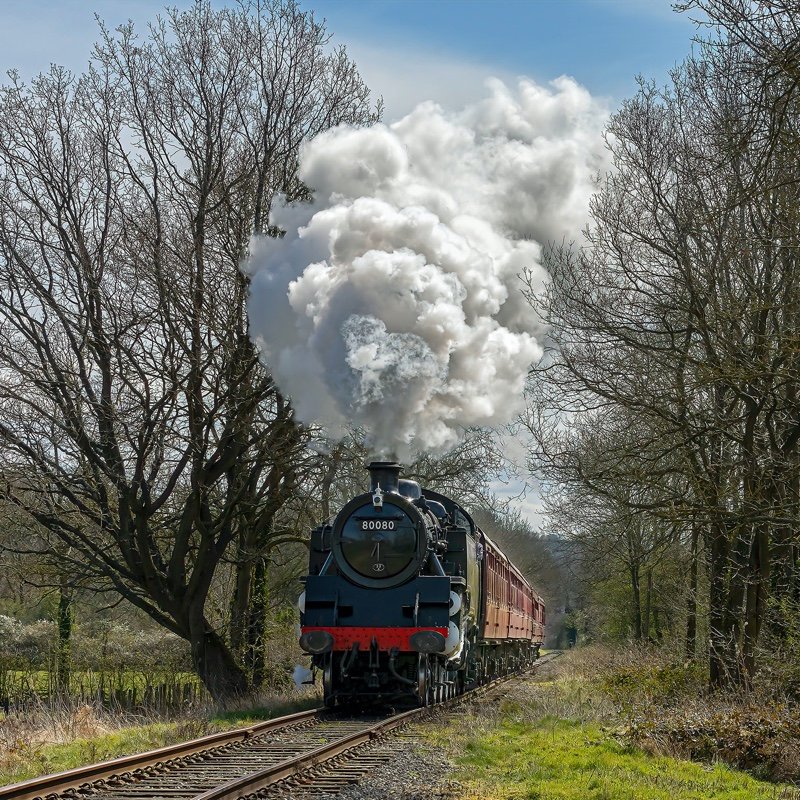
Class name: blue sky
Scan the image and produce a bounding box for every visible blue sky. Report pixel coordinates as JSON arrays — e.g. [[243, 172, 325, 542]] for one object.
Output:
[[313, 0, 698, 106], [0, 0, 699, 119]]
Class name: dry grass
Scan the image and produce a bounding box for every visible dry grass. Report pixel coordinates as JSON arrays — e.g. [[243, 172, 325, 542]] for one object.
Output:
[[421, 652, 800, 800], [0, 685, 319, 786], [558, 644, 800, 786]]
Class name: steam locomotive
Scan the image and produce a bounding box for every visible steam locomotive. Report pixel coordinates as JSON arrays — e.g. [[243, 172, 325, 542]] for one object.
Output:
[[298, 461, 545, 706]]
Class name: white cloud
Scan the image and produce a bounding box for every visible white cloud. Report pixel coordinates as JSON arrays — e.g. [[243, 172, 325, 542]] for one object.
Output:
[[343, 41, 521, 121]]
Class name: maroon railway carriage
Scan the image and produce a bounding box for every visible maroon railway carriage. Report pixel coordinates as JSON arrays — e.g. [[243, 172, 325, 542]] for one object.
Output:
[[478, 533, 544, 679]]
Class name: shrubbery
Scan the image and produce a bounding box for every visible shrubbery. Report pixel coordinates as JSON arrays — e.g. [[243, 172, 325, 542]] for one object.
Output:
[[601, 660, 706, 709], [0, 616, 56, 670], [568, 644, 800, 784], [0, 617, 195, 707], [623, 701, 800, 781], [0, 617, 191, 674]]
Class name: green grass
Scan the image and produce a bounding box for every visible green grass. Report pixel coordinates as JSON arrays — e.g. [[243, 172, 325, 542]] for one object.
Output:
[[420, 662, 800, 800], [209, 693, 319, 726], [1, 723, 192, 786], [0, 694, 319, 787], [430, 717, 800, 800]]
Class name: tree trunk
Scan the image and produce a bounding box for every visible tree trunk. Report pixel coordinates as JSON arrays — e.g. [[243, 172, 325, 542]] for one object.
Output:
[[643, 568, 653, 642], [230, 529, 254, 656], [708, 520, 729, 687], [685, 524, 699, 659], [56, 578, 73, 696], [189, 613, 249, 702], [247, 558, 268, 689], [722, 527, 751, 688], [770, 471, 799, 634], [630, 563, 642, 640], [707, 519, 750, 690], [743, 522, 770, 681]]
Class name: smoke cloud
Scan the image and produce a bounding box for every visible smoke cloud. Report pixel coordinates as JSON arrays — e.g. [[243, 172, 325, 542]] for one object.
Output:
[[243, 77, 609, 460]]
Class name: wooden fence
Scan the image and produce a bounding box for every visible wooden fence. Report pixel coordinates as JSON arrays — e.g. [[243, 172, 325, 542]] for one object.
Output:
[[0, 672, 206, 714]]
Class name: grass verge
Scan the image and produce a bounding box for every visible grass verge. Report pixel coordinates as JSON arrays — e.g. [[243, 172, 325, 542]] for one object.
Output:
[[420, 656, 800, 800], [0, 692, 319, 787]]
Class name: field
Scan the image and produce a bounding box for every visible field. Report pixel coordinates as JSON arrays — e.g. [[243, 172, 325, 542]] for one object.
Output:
[[421, 651, 800, 800]]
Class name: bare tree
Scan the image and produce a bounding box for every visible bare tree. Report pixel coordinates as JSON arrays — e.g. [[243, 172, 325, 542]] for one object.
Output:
[[0, 0, 377, 700], [525, 398, 690, 643], [527, 2, 800, 687]]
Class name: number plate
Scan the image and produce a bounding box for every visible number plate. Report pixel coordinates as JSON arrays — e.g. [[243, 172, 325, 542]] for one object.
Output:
[[360, 519, 396, 531]]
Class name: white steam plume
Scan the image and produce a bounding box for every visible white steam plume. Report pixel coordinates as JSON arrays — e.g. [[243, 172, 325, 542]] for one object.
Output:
[[243, 77, 609, 461]]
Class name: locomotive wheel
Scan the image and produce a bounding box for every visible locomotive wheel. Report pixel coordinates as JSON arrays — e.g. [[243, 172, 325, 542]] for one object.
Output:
[[323, 657, 335, 708], [417, 654, 431, 707], [439, 664, 449, 701], [434, 663, 443, 703]]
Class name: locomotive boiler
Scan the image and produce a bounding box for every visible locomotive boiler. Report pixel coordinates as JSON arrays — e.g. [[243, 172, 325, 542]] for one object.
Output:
[[298, 461, 544, 706]]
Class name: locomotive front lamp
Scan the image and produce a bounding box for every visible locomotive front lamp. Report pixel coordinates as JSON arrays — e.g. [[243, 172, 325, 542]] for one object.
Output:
[[299, 630, 334, 654], [409, 630, 446, 653]]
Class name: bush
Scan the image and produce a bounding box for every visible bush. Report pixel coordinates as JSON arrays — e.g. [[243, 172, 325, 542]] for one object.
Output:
[[0, 616, 56, 669], [601, 660, 705, 710], [71, 623, 191, 675], [623, 701, 800, 781], [579, 644, 800, 784]]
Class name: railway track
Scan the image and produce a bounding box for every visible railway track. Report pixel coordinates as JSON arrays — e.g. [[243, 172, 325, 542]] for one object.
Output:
[[1, 653, 560, 800], [240, 653, 559, 799]]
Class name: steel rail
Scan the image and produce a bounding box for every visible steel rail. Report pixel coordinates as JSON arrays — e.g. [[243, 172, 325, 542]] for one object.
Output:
[[0, 653, 561, 800], [0, 707, 321, 800], [256, 650, 561, 800], [192, 707, 422, 800]]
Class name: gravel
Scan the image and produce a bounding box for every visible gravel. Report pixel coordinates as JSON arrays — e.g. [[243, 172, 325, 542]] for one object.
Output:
[[326, 734, 461, 800], [263, 667, 558, 799], [263, 711, 463, 799]]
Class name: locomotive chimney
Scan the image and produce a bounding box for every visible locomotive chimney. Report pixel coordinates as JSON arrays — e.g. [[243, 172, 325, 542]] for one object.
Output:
[[366, 461, 401, 494]]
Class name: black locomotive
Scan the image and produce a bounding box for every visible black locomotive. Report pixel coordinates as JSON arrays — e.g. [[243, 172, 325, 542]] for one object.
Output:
[[298, 461, 545, 706]]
